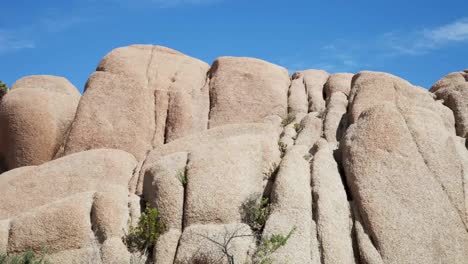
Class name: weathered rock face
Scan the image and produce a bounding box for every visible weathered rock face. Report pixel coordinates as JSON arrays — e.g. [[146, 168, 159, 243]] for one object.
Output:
[[0, 75, 80, 170], [0, 45, 467, 264], [430, 70, 468, 138]]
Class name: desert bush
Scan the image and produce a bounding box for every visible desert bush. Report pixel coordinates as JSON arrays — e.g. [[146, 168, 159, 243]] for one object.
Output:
[[0, 80, 7, 100], [177, 169, 188, 187], [293, 123, 303, 134], [253, 227, 296, 264], [125, 204, 166, 252], [277, 141, 287, 158], [281, 113, 296, 127], [0, 250, 49, 264], [241, 195, 271, 235]]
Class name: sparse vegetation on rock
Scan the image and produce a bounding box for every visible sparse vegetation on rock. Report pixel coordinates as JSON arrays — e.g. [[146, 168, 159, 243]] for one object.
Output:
[[0, 45, 467, 263], [0, 250, 49, 264], [125, 204, 166, 253], [0, 80, 7, 100], [241, 195, 271, 235], [253, 227, 296, 264]]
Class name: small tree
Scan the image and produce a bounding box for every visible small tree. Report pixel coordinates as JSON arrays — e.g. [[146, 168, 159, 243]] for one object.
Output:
[[0, 80, 7, 100], [125, 204, 166, 253]]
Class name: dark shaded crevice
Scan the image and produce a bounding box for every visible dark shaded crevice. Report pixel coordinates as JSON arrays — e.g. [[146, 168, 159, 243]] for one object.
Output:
[[322, 77, 330, 102], [181, 153, 190, 231], [90, 194, 105, 244], [349, 202, 364, 264], [163, 92, 172, 144], [333, 148, 353, 201], [206, 61, 218, 129], [351, 201, 385, 264], [172, 153, 191, 263], [89, 193, 105, 264], [261, 163, 281, 200], [309, 158, 324, 264], [131, 150, 151, 196]]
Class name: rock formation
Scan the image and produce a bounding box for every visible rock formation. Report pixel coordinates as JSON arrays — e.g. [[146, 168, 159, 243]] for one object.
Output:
[[0, 45, 467, 264]]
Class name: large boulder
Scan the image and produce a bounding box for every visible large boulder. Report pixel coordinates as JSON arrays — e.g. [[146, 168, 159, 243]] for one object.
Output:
[[0, 149, 137, 219], [208, 57, 290, 128], [140, 123, 281, 262], [311, 139, 355, 264], [0, 149, 139, 263], [342, 71, 468, 263], [262, 145, 317, 264], [0, 75, 80, 170], [61, 45, 210, 160], [430, 70, 468, 137]]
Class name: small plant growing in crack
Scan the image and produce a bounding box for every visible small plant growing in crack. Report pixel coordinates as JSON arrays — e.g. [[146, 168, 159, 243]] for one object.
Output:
[[293, 122, 304, 134], [241, 195, 271, 236], [278, 141, 288, 158], [303, 153, 312, 161], [281, 113, 296, 127], [253, 227, 297, 264], [0, 249, 50, 264], [177, 169, 188, 187], [124, 204, 166, 253], [191, 223, 296, 264]]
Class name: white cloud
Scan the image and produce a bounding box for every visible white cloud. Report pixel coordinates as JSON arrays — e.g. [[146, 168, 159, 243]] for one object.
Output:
[[425, 18, 468, 42], [382, 18, 468, 55], [0, 30, 35, 53]]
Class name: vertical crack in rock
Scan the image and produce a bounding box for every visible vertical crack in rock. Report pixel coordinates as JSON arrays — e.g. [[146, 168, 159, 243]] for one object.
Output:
[[202, 70, 211, 130], [146, 46, 159, 149], [181, 153, 190, 231], [173, 152, 191, 263], [163, 92, 172, 144], [393, 85, 468, 231], [350, 202, 384, 264], [309, 145, 324, 264], [206, 63, 217, 129], [89, 192, 104, 263], [396, 105, 468, 231], [333, 148, 353, 201]]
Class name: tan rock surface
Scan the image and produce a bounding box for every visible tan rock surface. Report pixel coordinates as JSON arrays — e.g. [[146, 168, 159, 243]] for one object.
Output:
[[62, 45, 209, 160], [343, 72, 468, 263], [0, 75, 80, 170], [2, 47, 468, 264], [430, 70, 468, 137], [0, 149, 137, 219], [208, 57, 290, 128]]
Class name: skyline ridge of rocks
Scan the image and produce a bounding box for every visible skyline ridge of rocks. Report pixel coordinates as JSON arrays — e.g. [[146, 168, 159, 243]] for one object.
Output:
[[0, 44, 467, 263]]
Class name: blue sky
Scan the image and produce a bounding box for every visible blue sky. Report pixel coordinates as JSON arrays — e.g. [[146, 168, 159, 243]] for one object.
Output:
[[1, 0, 467, 92]]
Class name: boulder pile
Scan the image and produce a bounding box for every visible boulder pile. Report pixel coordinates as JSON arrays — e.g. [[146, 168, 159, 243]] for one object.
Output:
[[0, 45, 467, 264]]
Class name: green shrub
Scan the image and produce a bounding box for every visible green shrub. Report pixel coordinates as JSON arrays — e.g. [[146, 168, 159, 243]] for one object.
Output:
[[0, 81, 7, 100], [253, 227, 296, 264], [125, 205, 165, 252], [281, 113, 296, 127], [293, 123, 303, 134], [278, 141, 287, 158], [241, 196, 271, 235], [0, 250, 49, 264], [177, 169, 188, 187]]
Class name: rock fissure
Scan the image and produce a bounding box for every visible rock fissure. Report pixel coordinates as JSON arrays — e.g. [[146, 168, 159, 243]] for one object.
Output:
[[163, 92, 172, 144], [397, 104, 468, 231], [1, 46, 468, 264], [393, 84, 468, 231]]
